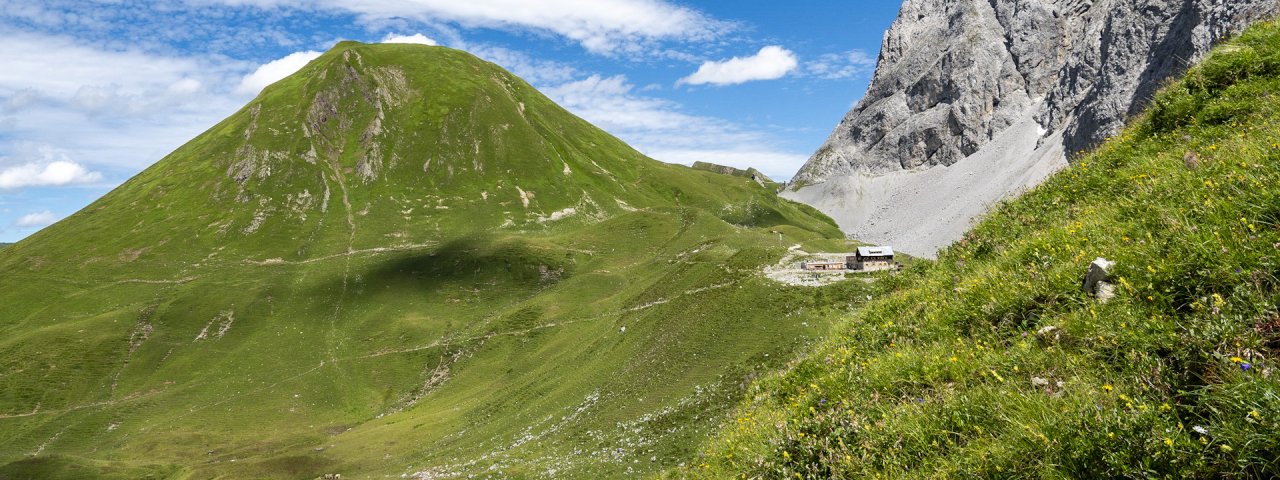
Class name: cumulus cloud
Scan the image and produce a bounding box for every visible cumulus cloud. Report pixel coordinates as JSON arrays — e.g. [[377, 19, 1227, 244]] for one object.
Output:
[[678, 46, 799, 86], [0, 31, 250, 172], [209, 0, 725, 55], [235, 51, 323, 95], [543, 75, 809, 180], [14, 211, 58, 228], [382, 33, 438, 45], [0, 32, 232, 99], [0, 161, 103, 190]]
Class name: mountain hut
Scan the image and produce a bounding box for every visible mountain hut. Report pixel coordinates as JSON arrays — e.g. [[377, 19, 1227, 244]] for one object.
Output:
[[849, 246, 896, 272]]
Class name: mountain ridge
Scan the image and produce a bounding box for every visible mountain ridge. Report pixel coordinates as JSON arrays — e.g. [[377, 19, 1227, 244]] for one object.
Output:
[[785, 0, 1278, 257]]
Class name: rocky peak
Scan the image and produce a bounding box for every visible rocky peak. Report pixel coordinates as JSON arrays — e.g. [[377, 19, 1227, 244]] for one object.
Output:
[[787, 0, 1277, 256]]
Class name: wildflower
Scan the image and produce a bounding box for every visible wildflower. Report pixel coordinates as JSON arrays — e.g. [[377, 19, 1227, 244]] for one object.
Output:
[[1103, 384, 1114, 393], [1164, 437, 1175, 448], [1193, 426, 1208, 435], [1220, 444, 1234, 453], [1249, 410, 1262, 420], [1241, 363, 1253, 372], [1231, 357, 1244, 364]]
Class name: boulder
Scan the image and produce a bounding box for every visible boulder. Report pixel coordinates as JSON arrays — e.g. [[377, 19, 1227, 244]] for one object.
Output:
[[1083, 257, 1116, 302]]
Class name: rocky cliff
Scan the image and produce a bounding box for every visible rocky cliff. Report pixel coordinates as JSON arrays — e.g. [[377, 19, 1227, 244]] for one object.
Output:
[[787, 0, 1277, 256]]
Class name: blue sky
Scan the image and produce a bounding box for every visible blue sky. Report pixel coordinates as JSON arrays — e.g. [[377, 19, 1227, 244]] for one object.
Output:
[[0, 0, 901, 242]]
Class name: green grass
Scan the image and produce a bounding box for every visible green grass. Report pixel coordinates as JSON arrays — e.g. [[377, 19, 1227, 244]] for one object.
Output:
[[18, 17, 1280, 479], [0, 42, 862, 479], [682, 20, 1280, 479], [691, 162, 777, 187]]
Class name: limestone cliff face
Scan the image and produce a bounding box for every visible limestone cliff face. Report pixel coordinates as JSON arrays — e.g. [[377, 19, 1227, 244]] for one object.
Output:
[[788, 0, 1277, 256]]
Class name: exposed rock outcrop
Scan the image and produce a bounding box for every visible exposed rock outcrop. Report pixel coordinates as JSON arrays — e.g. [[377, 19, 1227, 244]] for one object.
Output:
[[787, 0, 1277, 257]]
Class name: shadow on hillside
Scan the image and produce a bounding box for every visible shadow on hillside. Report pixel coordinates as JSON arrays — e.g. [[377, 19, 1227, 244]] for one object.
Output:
[[324, 236, 574, 298]]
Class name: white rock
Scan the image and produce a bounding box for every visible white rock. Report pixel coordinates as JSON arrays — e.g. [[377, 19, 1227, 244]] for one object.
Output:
[[1084, 257, 1116, 300]]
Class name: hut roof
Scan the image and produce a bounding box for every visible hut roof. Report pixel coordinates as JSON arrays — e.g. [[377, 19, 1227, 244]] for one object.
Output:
[[857, 246, 894, 257]]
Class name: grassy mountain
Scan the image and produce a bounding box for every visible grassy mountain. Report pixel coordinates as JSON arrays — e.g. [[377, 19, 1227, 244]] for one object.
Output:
[[691, 162, 774, 186], [0, 42, 855, 479], [685, 20, 1280, 478]]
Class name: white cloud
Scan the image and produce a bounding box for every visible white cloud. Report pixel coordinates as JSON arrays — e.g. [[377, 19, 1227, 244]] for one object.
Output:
[[543, 75, 809, 180], [235, 50, 323, 95], [462, 43, 579, 85], [0, 161, 103, 190], [382, 33, 438, 46], [678, 46, 799, 86], [805, 50, 876, 80], [208, 0, 725, 55], [14, 211, 58, 228], [168, 77, 205, 95], [0, 32, 234, 99], [4, 89, 42, 112], [0, 31, 250, 172]]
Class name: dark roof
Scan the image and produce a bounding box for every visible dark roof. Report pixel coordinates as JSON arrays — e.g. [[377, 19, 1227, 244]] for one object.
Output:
[[857, 246, 894, 257]]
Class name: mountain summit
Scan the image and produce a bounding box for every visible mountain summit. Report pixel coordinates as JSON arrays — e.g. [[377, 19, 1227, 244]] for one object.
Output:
[[13, 41, 800, 265], [786, 0, 1277, 256], [0, 42, 845, 478]]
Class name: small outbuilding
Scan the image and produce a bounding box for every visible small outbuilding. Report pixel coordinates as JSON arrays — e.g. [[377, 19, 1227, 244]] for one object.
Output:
[[800, 260, 847, 271], [849, 246, 896, 272]]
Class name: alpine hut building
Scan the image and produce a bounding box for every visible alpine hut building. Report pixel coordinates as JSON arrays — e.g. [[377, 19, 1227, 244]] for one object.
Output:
[[848, 246, 896, 272]]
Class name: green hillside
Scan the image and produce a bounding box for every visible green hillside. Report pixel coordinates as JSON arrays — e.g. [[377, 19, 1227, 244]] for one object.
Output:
[[691, 162, 775, 187], [685, 20, 1280, 478], [0, 42, 855, 479]]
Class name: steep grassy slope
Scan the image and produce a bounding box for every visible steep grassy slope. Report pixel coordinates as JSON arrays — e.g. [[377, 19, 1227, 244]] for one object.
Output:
[[686, 20, 1280, 478], [0, 42, 853, 479]]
